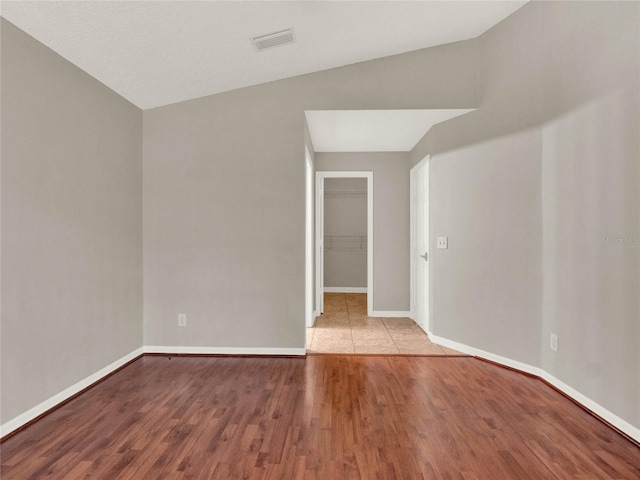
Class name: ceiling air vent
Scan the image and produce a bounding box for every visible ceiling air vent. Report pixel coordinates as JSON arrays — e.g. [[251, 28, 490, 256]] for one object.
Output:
[[252, 28, 295, 51]]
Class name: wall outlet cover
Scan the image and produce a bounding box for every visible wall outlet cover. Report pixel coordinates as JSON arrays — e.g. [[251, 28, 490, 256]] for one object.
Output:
[[437, 236, 448, 249]]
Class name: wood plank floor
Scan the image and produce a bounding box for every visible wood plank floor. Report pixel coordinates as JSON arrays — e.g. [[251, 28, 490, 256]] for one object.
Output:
[[2, 355, 639, 479]]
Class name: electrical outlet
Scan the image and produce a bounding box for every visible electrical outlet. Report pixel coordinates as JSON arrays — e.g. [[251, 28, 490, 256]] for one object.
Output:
[[437, 236, 448, 249], [178, 314, 187, 327], [550, 333, 558, 352]]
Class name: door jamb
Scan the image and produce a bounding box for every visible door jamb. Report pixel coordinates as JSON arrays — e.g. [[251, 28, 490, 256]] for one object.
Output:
[[305, 148, 314, 329]]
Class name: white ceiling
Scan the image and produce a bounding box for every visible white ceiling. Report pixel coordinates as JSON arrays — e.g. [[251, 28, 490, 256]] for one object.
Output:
[[2, 1, 524, 152], [306, 109, 475, 152], [1, 1, 527, 110]]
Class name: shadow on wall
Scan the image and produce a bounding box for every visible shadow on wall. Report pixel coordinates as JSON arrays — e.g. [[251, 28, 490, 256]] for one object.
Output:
[[412, 1, 639, 430], [422, 2, 638, 159]]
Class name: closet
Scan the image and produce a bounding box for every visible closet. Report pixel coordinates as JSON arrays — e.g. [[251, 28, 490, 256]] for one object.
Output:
[[323, 178, 367, 291]]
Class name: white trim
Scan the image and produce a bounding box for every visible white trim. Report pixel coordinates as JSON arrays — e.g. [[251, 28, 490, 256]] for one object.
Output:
[[0, 347, 144, 438], [316, 171, 374, 317], [428, 333, 640, 443], [309, 312, 318, 329], [305, 148, 314, 328], [371, 310, 411, 318], [4, 341, 637, 444], [536, 373, 640, 443], [143, 346, 306, 356], [324, 287, 367, 293], [315, 174, 324, 317]]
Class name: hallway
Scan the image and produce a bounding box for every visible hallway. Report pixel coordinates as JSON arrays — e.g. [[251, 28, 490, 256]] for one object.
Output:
[[307, 293, 463, 355]]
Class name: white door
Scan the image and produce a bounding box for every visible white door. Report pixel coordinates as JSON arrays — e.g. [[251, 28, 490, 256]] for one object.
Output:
[[410, 157, 429, 331]]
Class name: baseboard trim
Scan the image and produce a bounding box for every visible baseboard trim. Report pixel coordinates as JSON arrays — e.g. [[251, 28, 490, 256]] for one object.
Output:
[[535, 370, 640, 447], [324, 287, 367, 293], [143, 346, 307, 356], [6, 339, 636, 447], [0, 347, 144, 441], [428, 333, 640, 445], [371, 310, 411, 318]]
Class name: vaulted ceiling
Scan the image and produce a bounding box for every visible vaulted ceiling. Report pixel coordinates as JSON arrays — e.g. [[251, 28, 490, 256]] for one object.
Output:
[[1, 1, 527, 110]]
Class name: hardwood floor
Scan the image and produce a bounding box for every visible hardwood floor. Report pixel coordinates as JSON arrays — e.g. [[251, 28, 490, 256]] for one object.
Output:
[[2, 355, 639, 479]]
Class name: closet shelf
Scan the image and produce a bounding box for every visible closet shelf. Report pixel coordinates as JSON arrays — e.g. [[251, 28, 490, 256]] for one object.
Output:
[[324, 190, 367, 199], [324, 235, 367, 251]]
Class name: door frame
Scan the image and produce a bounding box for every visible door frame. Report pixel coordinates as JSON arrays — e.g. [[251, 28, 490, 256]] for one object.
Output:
[[315, 171, 374, 318], [410, 155, 430, 333], [305, 148, 314, 329]]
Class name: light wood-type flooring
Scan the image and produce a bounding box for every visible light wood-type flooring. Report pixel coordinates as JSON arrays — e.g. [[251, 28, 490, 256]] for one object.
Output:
[[2, 355, 639, 479], [308, 293, 462, 355]]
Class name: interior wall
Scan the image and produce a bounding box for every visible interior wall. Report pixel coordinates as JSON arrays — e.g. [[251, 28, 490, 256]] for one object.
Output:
[[317, 153, 410, 312], [411, 2, 545, 367], [143, 42, 477, 349], [323, 178, 367, 289], [1, 19, 143, 424], [538, 1, 639, 430], [410, 1, 639, 430]]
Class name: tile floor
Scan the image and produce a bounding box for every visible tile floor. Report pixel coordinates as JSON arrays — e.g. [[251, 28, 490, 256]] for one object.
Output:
[[307, 293, 464, 355]]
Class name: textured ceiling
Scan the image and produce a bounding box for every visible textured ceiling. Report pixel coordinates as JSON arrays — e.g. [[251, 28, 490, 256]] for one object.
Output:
[[1, 1, 527, 110]]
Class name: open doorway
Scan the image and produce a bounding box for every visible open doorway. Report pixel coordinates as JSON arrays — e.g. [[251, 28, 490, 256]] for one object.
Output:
[[315, 171, 373, 320], [323, 177, 368, 293], [307, 161, 458, 355]]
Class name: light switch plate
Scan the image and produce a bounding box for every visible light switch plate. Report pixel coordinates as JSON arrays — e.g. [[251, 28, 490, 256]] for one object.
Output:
[[437, 236, 448, 249]]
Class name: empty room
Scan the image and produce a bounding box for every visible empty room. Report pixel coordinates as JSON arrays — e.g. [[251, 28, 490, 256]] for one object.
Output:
[[1, 1, 639, 478]]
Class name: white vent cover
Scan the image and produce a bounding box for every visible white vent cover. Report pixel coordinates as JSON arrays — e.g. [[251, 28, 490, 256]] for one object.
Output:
[[252, 28, 295, 51]]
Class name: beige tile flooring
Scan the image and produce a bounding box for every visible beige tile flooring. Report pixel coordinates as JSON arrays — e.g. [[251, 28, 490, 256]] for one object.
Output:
[[307, 293, 463, 355]]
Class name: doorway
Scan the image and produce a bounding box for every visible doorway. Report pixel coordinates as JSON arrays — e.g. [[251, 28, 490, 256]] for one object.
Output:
[[410, 155, 430, 332], [315, 171, 373, 320]]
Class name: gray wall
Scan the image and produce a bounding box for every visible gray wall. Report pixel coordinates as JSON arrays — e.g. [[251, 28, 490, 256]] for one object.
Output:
[[324, 178, 367, 289], [411, 1, 639, 429], [317, 153, 410, 311], [539, 1, 639, 429], [1, 20, 143, 423], [143, 42, 477, 348]]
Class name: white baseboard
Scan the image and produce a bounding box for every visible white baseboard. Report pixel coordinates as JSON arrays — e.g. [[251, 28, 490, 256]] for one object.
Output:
[[0, 347, 144, 439], [143, 346, 306, 356], [371, 310, 411, 318], [6, 340, 636, 445], [306, 311, 318, 328], [537, 370, 640, 443], [428, 333, 640, 443], [1, 344, 302, 439], [324, 287, 367, 293]]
